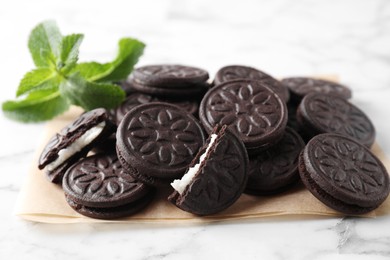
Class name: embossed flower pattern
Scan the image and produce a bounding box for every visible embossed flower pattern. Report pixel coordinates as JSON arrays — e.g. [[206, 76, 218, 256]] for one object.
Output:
[[307, 95, 372, 140], [69, 156, 140, 198], [191, 138, 243, 202], [207, 83, 281, 137], [126, 108, 201, 167], [313, 137, 384, 195]]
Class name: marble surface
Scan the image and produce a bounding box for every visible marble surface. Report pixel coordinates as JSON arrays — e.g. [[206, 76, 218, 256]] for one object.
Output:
[[1, 0, 390, 259]]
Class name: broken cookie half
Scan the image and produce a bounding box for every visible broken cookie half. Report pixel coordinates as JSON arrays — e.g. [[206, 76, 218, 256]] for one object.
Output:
[[169, 125, 249, 215], [38, 108, 115, 184]]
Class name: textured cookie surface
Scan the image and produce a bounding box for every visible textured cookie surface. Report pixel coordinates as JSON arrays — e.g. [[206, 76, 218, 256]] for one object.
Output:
[[214, 65, 289, 102], [169, 126, 249, 215], [63, 153, 150, 208], [132, 64, 209, 87], [299, 133, 389, 214], [298, 93, 375, 147], [117, 102, 205, 179], [246, 127, 305, 195], [109, 92, 198, 124], [199, 79, 287, 150], [282, 77, 352, 101]]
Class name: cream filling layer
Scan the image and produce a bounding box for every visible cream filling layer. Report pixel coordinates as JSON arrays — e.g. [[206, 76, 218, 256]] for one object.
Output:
[[46, 122, 106, 171], [171, 134, 218, 195]]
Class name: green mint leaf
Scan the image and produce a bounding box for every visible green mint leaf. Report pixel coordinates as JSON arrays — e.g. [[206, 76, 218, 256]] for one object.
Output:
[[60, 34, 84, 73], [60, 73, 125, 110], [73, 38, 145, 82], [74, 62, 112, 81], [16, 68, 61, 97], [28, 20, 62, 68], [2, 89, 69, 122], [97, 38, 145, 82]]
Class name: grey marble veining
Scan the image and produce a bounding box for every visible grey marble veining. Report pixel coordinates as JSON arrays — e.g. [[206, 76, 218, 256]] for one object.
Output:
[[1, 0, 390, 259]]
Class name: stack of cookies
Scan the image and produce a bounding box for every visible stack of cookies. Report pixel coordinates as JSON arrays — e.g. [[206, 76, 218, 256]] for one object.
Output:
[[38, 64, 390, 219]]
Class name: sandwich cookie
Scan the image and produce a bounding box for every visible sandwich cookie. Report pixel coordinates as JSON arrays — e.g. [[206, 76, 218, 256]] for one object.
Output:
[[38, 108, 115, 184], [63, 153, 154, 219], [281, 77, 352, 103], [199, 79, 287, 154], [116, 102, 206, 186], [245, 127, 305, 195], [297, 93, 375, 147], [169, 125, 249, 215], [299, 133, 390, 215], [213, 65, 289, 102]]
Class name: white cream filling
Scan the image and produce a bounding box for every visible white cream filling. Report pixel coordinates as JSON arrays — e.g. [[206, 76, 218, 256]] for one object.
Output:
[[171, 134, 218, 195], [46, 121, 106, 171]]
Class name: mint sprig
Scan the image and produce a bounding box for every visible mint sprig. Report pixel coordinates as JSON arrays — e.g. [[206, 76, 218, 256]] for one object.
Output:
[[2, 21, 145, 122]]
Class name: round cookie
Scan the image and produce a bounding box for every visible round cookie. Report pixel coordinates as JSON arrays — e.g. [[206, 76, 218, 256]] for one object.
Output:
[[169, 125, 249, 215], [245, 127, 305, 195], [214, 65, 289, 102], [199, 79, 288, 153], [281, 77, 352, 103], [297, 92, 375, 147], [132, 64, 209, 88], [108, 92, 199, 125], [38, 108, 115, 184], [116, 102, 206, 186], [128, 78, 208, 97], [63, 153, 154, 219], [299, 133, 390, 215]]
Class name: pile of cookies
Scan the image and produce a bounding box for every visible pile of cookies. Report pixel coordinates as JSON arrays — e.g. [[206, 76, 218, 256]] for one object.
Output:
[[38, 65, 390, 219]]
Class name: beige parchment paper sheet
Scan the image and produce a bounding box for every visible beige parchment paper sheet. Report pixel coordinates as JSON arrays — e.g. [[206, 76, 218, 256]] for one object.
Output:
[[14, 76, 390, 224]]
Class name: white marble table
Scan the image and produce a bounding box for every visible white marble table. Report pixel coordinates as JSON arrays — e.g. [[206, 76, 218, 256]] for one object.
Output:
[[1, 0, 390, 259]]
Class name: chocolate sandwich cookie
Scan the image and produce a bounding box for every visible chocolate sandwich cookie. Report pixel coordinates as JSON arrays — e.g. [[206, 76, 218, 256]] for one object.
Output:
[[199, 79, 288, 154], [281, 77, 352, 103], [213, 65, 289, 102], [63, 153, 154, 219], [116, 102, 206, 186], [299, 133, 390, 215], [129, 64, 209, 97], [297, 93, 375, 147], [245, 127, 305, 195], [132, 64, 209, 88], [108, 92, 199, 125], [169, 125, 249, 215], [38, 108, 115, 184]]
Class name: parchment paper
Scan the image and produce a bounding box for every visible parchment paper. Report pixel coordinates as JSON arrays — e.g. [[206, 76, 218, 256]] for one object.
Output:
[[14, 76, 390, 223]]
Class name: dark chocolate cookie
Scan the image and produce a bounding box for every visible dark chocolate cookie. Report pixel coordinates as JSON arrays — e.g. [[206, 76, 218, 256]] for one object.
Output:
[[299, 133, 390, 215], [128, 78, 208, 98], [214, 65, 289, 102], [108, 92, 199, 125], [63, 153, 151, 208], [282, 77, 352, 103], [38, 108, 115, 184], [169, 125, 249, 215], [63, 153, 154, 219], [245, 127, 305, 195], [132, 64, 209, 88], [116, 102, 206, 186], [65, 192, 154, 219], [297, 93, 375, 147], [199, 79, 287, 153]]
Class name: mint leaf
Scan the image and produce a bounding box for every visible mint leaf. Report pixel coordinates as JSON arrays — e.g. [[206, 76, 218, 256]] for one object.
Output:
[[60, 73, 125, 110], [97, 38, 145, 82], [74, 38, 145, 82], [28, 21, 62, 68], [60, 34, 84, 73], [74, 62, 112, 81], [2, 89, 69, 122], [16, 68, 61, 97]]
